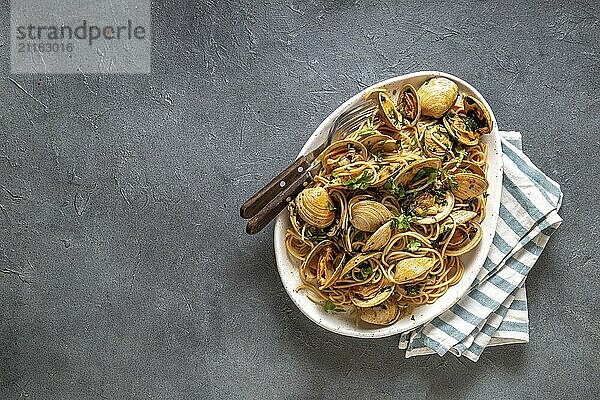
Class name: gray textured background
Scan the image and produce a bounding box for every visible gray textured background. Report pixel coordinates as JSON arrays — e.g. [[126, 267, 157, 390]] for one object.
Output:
[[1, 0, 599, 399]]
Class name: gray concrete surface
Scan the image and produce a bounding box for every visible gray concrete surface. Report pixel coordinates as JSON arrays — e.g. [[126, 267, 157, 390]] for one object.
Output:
[[1, 0, 599, 398]]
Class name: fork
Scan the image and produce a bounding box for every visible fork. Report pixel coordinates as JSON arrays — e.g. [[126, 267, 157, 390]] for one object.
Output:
[[240, 100, 376, 234]]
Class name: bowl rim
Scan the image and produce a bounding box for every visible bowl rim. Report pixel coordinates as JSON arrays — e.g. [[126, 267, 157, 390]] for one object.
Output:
[[273, 71, 503, 338]]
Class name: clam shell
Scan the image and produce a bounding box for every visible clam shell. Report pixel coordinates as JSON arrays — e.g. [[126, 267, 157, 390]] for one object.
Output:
[[299, 239, 334, 274], [340, 252, 381, 277], [443, 210, 478, 229], [349, 200, 393, 232], [398, 84, 420, 126], [320, 139, 368, 172], [369, 165, 398, 188], [377, 92, 402, 130], [359, 299, 399, 325], [415, 191, 455, 225], [445, 222, 483, 256], [360, 133, 397, 154], [393, 158, 442, 187], [453, 173, 489, 199], [352, 286, 394, 308], [417, 77, 459, 118], [363, 221, 392, 251], [443, 95, 492, 146], [319, 252, 346, 289], [393, 257, 435, 283], [463, 95, 493, 135], [443, 110, 479, 146], [422, 123, 452, 158], [295, 187, 335, 228]]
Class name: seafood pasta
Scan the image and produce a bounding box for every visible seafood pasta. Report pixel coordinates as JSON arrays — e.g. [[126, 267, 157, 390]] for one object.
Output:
[[285, 77, 492, 326]]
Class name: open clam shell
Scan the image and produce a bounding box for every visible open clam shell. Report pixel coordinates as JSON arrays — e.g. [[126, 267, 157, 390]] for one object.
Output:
[[464, 95, 493, 135], [359, 133, 398, 154], [415, 191, 455, 225], [445, 221, 484, 256], [359, 298, 400, 325], [393, 158, 442, 187], [376, 91, 403, 130], [320, 139, 368, 173], [442, 210, 478, 230], [421, 122, 452, 158], [352, 286, 394, 308], [443, 95, 493, 146], [340, 252, 382, 277], [300, 240, 335, 282], [349, 200, 394, 232], [362, 220, 393, 251], [398, 84, 420, 126], [453, 173, 489, 199]]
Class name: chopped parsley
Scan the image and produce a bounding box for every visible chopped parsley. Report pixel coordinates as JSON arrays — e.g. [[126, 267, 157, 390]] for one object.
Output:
[[406, 239, 421, 252], [456, 146, 467, 167], [383, 179, 406, 199], [306, 230, 327, 242], [341, 172, 372, 190], [405, 285, 421, 296], [440, 168, 459, 191], [413, 167, 438, 183], [391, 214, 417, 230], [326, 201, 336, 211], [373, 152, 383, 163], [358, 265, 372, 280], [323, 300, 345, 313], [464, 116, 479, 132], [409, 136, 417, 148], [355, 122, 378, 137]]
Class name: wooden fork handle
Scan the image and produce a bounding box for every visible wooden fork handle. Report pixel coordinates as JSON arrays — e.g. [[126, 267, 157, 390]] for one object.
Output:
[[240, 155, 310, 219], [245, 169, 311, 235]]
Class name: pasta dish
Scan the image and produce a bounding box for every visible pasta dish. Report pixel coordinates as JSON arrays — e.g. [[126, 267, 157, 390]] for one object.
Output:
[[284, 77, 492, 326]]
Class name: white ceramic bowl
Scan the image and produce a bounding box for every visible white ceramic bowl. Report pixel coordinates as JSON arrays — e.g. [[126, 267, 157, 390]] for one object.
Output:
[[274, 71, 502, 338]]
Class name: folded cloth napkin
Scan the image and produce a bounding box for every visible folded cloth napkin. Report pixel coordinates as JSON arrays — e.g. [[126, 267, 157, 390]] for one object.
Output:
[[398, 131, 563, 362]]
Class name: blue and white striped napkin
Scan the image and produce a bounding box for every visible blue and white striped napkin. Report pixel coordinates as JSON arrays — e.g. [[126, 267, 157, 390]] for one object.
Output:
[[398, 131, 563, 362]]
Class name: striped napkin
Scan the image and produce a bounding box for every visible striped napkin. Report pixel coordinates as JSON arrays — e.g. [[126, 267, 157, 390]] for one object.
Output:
[[398, 130, 563, 362]]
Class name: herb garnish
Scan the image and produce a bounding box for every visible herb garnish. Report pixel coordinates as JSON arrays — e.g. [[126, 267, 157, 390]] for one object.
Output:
[[406, 239, 421, 252], [323, 300, 345, 313], [383, 179, 406, 199], [326, 201, 336, 211], [358, 265, 372, 280], [456, 146, 467, 167], [413, 167, 438, 183], [341, 172, 372, 190], [391, 214, 417, 230], [405, 285, 421, 296], [440, 168, 459, 192], [409, 136, 417, 148], [464, 116, 479, 132]]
